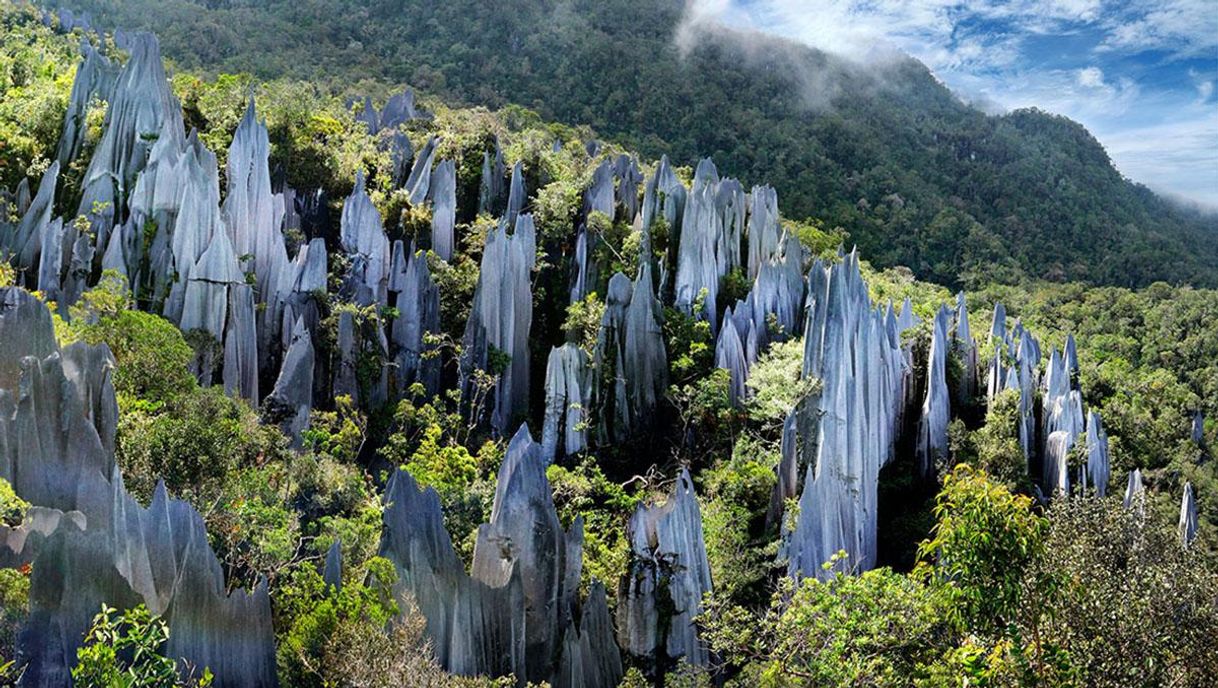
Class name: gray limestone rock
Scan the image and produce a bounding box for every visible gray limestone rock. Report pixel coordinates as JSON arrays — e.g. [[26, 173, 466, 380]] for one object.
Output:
[[1179, 482, 1197, 546], [323, 539, 342, 591], [541, 343, 590, 463], [0, 287, 277, 687], [1081, 411, 1110, 497], [57, 42, 116, 169], [263, 318, 314, 445], [430, 159, 457, 261], [405, 136, 439, 206], [506, 161, 527, 226], [552, 582, 624, 688], [460, 215, 536, 433], [390, 244, 440, 396], [616, 469, 712, 668], [339, 172, 390, 306], [953, 292, 978, 402], [479, 141, 506, 216], [781, 251, 908, 578], [916, 306, 951, 479], [10, 161, 59, 274], [714, 309, 749, 406], [745, 185, 781, 281], [471, 426, 582, 684], [1123, 469, 1145, 511]]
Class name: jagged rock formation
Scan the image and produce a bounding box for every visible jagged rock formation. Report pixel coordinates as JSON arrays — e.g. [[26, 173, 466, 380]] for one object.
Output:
[[430, 159, 457, 261], [1041, 347, 1085, 496], [617, 469, 712, 669], [640, 155, 686, 278], [986, 304, 1039, 460], [673, 159, 745, 328], [1179, 482, 1198, 546], [263, 318, 314, 446], [322, 539, 342, 591], [479, 139, 507, 215], [953, 292, 978, 402], [460, 215, 536, 433], [714, 308, 749, 406], [729, 234, 805, 351], [541, 343, 590, 463], [339, 172, 390, 306], [57, 42, 117, 168], [389, 242, 441, 396], [1123, 469, 1145, 511], [779, 252, 908, 578], [916, 305, 951, 479], [591, 265, 667, 443], [1080, 411, 1110, 497], [75, 33, 181, 242], [379, 426, 621, 687], [0, 287, 276, 687]]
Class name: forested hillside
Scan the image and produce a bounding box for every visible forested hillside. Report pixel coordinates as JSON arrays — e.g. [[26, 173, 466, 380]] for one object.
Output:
[[31, 0, 1218, 289], [0, 4, 1215, 687]]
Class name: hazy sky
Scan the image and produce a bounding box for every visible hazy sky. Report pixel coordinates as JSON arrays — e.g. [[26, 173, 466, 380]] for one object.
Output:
[[684, 0, 1218, 207]]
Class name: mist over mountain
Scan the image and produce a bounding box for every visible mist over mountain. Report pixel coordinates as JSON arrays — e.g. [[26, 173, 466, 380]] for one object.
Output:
[[39, 0, 1218, 288]]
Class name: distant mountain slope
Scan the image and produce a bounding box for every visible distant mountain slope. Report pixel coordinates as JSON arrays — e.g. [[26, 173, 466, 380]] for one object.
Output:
[[41, 0, 1218, 288]]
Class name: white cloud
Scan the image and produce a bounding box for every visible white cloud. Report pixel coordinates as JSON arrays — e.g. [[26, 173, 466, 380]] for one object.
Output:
[[677, 0, 1218, 205], [1077, 66, 1105, 88]]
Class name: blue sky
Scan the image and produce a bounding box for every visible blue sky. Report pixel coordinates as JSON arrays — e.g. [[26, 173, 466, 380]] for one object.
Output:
[[681, 0, 1218, 207]]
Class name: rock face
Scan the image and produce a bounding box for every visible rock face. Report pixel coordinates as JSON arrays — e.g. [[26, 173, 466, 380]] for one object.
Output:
[[57, 42, 117, 169], [640, 154, 686, 276], [780, 251, 908, 578], [1081, 411, 1110, 497], [339, 172, 390, 307], [985, 304, 1039, 461], [263, 318, 315, 446], [379, 426, 622, 688], [1041, 347, 1085, 496], [592, 265, 667, 443], [0, 287, 277, 687], [953, 292, 978, 402], [430, 159, 457, 261], [460, 215, 536, 433], [617, 469, 712, 669], [541, 343, 590, 463], [75, 33, 181, 242], [714, 308, 749, 406], [674, 159, 745, 328], [1123, 469, 1145, 511], [389, 242, 441, 396], [1179, 483, 1198, 546], [916, 305, 951, 479]]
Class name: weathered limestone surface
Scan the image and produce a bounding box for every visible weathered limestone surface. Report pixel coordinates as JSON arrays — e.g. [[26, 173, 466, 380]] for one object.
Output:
[[430, 158, 457, 261], [263, 318, 314, 446], [781, 252, 908, 578], [592, 264, 669, 443], [953, 292, 978, 402], [389, 243, 440, 396], [0, 287, 277, 687], [714, 308, 749, 406], [1081, 411, 1110, 497], [541, 343, 590, 463], [1123, 469, 1145, 511], [460, 215, 536, 433], [617, 469, 712, 668], [640, 155, 686, 274], [339, 172, 390, 307], [57, 42, 117, 168], [380, 427, 622, 687], [76, 33, 181, 241], [1179, 482, 1198, 546], [916, 306, 951, 479]]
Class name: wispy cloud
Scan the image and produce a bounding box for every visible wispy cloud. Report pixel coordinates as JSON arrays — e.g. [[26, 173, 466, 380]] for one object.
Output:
[[681, 0, 1218, 206]]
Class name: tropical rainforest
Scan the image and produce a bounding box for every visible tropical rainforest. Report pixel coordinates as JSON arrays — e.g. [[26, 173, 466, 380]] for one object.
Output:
[[0, 2, 1215, 687]]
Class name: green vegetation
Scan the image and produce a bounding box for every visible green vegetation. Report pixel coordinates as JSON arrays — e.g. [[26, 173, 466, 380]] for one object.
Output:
[[73, 604, 212, 687]]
